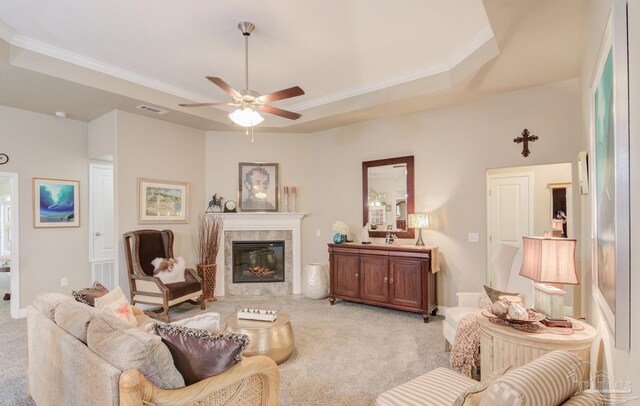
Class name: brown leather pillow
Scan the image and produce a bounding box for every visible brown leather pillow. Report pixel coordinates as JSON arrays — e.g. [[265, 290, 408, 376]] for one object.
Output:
[[152, 322, 249, 385], [72, 282, 109, 306]]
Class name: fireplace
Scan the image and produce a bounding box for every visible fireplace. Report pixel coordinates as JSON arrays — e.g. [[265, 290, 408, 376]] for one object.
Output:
[[232, 241, 285, 283]]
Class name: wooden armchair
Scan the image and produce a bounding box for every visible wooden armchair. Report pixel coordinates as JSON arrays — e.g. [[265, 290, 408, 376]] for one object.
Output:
[[123, 229, 205, 322]]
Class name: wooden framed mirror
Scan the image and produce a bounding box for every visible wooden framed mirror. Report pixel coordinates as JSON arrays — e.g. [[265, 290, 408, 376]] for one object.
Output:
[[362, 155, 415, 238]]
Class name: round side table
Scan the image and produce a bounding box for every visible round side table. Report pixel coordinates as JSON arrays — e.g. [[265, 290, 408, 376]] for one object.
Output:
[[477, 311, 597, 380], [224, 312, 295, 364]]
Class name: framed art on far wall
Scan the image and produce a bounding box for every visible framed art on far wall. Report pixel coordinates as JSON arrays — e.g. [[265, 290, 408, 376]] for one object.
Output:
[[238, 162, 279, 212], [590, 0, 630, 351], [33, 178, 80, 228], [138, 179, 189, 224]]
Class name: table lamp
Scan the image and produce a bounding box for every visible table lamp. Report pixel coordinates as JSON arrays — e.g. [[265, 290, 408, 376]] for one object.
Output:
[[407, 213, 429, 247], [519, 234, 578, 327]]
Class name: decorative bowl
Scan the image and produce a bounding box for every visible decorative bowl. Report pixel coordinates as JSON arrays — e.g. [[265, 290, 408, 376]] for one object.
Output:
[[494, 308, 545, 325]]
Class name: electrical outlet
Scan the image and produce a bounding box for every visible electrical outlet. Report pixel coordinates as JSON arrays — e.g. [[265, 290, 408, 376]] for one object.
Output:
[[316, 229, 321, 237], [468, 233, 480, 243], [60, 277, 68, 287]]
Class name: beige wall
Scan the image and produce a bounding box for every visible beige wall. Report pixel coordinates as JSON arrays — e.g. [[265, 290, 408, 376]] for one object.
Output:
[[115, 110, 206, 289], [306, 80, 584, 307], [0, 105, 90, 308], [206, 80, 584, 307], [580, 0, 640, 398], [88, 110, 116, 161]]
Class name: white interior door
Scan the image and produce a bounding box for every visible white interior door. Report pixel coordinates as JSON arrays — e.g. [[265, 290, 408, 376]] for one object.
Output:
[[90, 164, 115, 261], [487, 173, 533, 290]]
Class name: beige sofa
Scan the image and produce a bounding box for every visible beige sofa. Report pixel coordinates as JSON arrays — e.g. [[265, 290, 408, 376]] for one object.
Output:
[[28, 293, 280, 406], [377, 351, 603, 406]]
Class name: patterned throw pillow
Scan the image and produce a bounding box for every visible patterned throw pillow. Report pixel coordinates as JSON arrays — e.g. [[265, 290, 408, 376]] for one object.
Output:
[[94, 286, 137, 326], [152, 322, 249, 385], [72, 282, 109, 306], [483, 285, 519, 303]]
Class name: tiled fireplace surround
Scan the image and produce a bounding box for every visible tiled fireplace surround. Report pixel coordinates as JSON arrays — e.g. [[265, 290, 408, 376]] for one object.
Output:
[[213, 213, 305, 296]]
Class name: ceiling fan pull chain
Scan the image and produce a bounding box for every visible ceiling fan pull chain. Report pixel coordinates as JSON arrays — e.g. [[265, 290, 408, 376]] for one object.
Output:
[[244, 31, 249, 91]]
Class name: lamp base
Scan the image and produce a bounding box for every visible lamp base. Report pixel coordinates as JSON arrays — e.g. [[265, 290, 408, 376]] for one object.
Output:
[[415, 228, 425, 247], [532, 283, 566, 321]]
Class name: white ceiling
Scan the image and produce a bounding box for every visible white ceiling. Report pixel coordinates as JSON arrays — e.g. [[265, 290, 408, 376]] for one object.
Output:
[[0, 0, 589, 132]]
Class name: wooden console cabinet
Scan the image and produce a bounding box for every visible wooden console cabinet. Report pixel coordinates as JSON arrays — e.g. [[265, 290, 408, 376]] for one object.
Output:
[[328, 243, 437, 322]]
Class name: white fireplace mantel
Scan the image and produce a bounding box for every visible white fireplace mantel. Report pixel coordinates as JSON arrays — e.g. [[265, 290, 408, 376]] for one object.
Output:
[[213, 213, 307, 296]]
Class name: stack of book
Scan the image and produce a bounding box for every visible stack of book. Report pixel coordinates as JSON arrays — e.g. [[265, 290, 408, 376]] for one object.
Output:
[[237, 308, 279, 322]]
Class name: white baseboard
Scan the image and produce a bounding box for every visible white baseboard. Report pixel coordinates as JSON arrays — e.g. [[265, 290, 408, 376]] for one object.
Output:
[[18, 307, 27, 318]]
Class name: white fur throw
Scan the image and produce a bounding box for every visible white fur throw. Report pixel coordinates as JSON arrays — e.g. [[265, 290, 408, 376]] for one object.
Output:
[[151, 257, 186, 284]]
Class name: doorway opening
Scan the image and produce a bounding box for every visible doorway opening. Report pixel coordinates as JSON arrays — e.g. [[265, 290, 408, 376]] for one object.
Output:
[[0, 172, 19, 319], [485, 163, 574, 313]]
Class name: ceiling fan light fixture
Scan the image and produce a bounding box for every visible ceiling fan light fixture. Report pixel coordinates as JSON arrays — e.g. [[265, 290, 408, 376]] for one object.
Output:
[[229, 107, 264, 127]]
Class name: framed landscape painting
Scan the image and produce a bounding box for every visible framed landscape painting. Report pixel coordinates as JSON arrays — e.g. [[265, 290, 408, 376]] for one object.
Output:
[[33, 178, 80, 228], [238, 162, 279, 212], [591, 0, 630, 351], [138, 179, 189, 224]]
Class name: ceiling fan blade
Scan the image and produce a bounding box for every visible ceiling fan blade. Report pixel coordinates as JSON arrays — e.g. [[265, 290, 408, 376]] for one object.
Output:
[[257, 86, 305, 103], [179, 102, 229, 107], [260, 105, 302, 120], [206, 76, 242, 99]]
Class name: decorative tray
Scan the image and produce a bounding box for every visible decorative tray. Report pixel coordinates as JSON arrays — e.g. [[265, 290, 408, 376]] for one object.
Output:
[[494, 309, 545, 325], [237, 308, 278, 322]]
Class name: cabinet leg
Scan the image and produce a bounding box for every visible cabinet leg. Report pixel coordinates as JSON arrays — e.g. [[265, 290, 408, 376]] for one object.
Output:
[[431, 308, 438, 316], [329, 297, 335, 305], [422, 314, 429, 323]]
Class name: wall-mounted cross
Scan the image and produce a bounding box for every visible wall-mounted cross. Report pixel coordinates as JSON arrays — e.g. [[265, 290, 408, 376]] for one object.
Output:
[[513, 129, 538, 157]]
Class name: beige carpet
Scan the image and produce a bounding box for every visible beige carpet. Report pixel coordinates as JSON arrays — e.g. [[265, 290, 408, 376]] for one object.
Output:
[[2, 295, 449, 406], [173, 295, 449, 405]]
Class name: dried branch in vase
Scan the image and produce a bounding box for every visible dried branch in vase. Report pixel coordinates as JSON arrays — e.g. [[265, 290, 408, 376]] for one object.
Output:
[[193, 214, 224, 265]]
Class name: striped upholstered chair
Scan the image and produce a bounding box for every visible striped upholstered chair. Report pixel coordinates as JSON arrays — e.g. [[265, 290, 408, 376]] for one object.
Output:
[[377, 351, 604, 406]]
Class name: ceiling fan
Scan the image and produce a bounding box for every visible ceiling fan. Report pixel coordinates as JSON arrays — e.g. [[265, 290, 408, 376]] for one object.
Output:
[[179, 21, 305, 127]]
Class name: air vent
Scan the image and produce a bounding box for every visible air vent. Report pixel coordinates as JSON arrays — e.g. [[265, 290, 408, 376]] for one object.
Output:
[[136, 105, 169, 115]]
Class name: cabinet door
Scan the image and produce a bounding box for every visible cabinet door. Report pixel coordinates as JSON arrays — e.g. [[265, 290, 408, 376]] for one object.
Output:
[[389, 258, 422, 309], [333, 253, 360, 299], [360, 255, 389, 303]]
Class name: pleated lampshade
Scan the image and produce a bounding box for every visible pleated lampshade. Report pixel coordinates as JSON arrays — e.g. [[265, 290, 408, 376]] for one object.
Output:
[[519, 236, 579, 285]]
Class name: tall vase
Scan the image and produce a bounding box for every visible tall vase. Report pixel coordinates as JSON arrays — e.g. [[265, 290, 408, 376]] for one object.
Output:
[[197, 264, 217, 302], [302, 263, 329, 299]]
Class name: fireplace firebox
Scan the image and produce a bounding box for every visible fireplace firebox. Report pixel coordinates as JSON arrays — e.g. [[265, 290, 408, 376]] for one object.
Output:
[[232, 241, 285, 283]]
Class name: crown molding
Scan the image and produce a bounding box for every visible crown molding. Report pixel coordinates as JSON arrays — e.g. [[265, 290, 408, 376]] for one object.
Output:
[[0, 20, 495, 115], [286, 26, 496, 112], [0, 21, 16, 43], [2, 23, 218, 105]]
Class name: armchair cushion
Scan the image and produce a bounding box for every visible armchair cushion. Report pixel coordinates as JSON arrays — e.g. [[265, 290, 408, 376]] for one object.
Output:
[[165, 270, 202, 300], [137, 232, 169, 276]]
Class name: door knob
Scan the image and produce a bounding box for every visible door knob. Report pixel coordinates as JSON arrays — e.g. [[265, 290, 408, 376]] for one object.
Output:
[[95, 232, 102, 237]]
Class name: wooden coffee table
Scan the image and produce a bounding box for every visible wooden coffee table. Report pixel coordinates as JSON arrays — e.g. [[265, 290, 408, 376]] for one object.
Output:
[[224, 312, 294, 364]]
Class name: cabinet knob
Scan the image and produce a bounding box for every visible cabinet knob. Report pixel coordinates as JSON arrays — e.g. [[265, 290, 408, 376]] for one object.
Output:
[[384, 276, 388, 283], [355, 273, 359, 279], [390, 278, 394, 284]]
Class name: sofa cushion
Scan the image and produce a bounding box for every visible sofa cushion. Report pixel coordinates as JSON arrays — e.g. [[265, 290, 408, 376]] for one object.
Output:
[[54, 300, 98, 343], [87, 314, 185, 390], [152, 322, 249, 385], [480, 351, 583, 406], [72, 282, 109, 306], [33, 293, 73, 320], [453, 366, 512, 406], [377, 367, 477, 406]]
